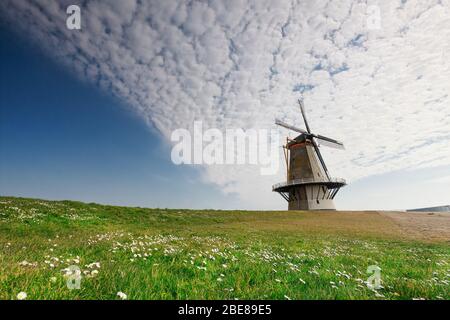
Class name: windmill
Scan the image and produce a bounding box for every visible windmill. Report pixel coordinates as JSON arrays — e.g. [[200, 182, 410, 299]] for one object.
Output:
[[273, 100, 346, 210]]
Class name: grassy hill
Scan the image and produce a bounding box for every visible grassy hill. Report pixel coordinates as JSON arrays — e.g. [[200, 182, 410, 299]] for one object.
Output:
[[0, 196, 448, 300]]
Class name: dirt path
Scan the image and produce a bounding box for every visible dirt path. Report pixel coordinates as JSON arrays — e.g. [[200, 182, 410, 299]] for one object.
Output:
[[379, 211, 450, 242]]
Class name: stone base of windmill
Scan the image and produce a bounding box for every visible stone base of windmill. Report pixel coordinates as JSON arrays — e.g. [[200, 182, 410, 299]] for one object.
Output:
[[288, 199, 336, 210]]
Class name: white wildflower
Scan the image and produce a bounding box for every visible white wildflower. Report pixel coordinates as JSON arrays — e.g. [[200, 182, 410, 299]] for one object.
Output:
[[19, 260, 29, 266], [117, 292, 127, 300], [17, 292, 27, 300]]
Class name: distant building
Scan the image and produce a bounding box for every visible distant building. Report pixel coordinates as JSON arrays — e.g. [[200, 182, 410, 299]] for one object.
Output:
[[407, 205, 450, 212]]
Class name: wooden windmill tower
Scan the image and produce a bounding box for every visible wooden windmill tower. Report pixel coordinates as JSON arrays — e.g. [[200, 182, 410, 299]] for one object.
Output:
[[273, 100, 346, 210]]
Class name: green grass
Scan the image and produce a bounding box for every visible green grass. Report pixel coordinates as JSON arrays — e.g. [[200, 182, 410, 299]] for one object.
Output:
[[0, 196, 448, 300]]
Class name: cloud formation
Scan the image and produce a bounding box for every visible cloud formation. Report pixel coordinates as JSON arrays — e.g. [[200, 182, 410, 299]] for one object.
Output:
[[1, 0, 449, 209]]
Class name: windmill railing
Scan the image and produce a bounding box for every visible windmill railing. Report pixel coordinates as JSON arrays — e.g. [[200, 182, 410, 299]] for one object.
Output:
[[272, 177, 346, 191]]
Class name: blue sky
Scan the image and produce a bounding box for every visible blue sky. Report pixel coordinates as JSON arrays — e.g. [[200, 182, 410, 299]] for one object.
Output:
[[0, 1, 449, 210], [0, 25, 240, 209]]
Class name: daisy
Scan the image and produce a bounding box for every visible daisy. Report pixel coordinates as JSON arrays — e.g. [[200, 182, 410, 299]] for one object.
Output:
[[117, 292, 127, 300], [17, 292, 27, 300]]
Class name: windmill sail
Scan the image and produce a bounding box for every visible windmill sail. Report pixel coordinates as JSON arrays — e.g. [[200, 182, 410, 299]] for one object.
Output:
[[275, 119, 308, 134], [316, 135, 345, 150], [311, 138, 330, 180], [298, 99, 311, 133]]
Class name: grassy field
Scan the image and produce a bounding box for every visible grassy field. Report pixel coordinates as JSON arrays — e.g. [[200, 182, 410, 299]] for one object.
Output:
[[0, 196, 448, 300]]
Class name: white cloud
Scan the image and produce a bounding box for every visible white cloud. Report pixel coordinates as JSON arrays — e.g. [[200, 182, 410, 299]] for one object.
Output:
[[1, 0, 449, 209]]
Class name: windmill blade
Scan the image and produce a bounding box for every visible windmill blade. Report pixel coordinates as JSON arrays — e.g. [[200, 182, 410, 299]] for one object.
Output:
[[315, 134, 345, 150], [311, 138, 330, 180], [298, 99, 311, 133], [275, 119, 308, 134]]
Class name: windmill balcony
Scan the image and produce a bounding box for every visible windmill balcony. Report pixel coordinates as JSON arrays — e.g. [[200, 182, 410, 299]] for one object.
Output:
[[272, 177, 346, 192]]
